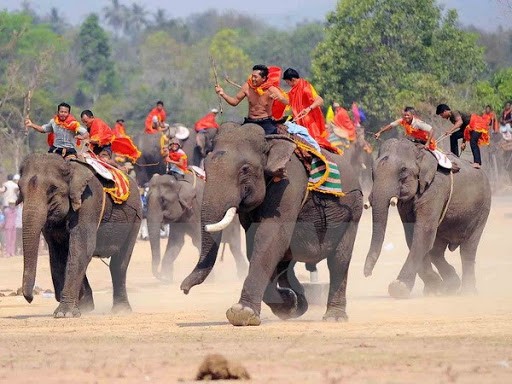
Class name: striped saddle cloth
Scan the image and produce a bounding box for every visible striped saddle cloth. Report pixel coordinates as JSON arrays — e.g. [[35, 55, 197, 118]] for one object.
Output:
[[293, 139, 344, 197]]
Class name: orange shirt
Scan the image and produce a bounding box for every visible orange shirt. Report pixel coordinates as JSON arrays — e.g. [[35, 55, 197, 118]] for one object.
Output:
[[113, 122, 127, 137], [89, 117, 114, 146], [194, 112, 219, 131], [333, 106, 356, 141], [166, 149, 188, 172], [144, 107, 167, 134]]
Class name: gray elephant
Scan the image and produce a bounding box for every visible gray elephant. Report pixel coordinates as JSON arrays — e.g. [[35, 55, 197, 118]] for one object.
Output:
[[134, 125, 211, 186], [364, 138, 491, 298], [18, 153, 142, 317], [181, 123, 363, 326], [147, 172, 247, 283]]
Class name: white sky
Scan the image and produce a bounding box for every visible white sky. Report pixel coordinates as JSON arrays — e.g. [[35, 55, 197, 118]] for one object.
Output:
[[0, 0, 508, 30]]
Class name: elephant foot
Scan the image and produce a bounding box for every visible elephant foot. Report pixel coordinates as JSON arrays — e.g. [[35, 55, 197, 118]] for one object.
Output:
[[322, 307, 348, 322], [156, 273, 173, 285], [443, 275, 462, 295], [459, 281, 478, 296], [422, 272, 444, 296], [78, 295, 95, 313], [54, 302, 81, 318], [267, 288, 308, 320], [112, 301, 132, 314], [225, 303, 261, 326], [388, 280, 411, 299]]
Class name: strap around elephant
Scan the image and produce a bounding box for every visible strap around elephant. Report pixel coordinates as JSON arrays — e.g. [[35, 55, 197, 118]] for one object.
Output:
[[438, 171, 453, 225]]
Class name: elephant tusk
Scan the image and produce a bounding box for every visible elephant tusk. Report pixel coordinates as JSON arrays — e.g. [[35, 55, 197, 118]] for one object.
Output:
[[363, 200, 371, 210], [205, 207, 237, 232], [389, 196, 398, 207]]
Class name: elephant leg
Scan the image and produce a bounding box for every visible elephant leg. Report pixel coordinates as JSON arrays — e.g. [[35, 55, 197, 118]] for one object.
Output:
[[78, 275, 95, 313], [459, 233, 483, 295], [324, 222, 358, 322], [54, 228, 96, 318], [159, 224, 185, 284], [390, 222, 437, 299], [263, 257, 308, 320], [428, 240, 460, 295], [46, 237, 67, 303], [226, 220, 295, 326], [417, 253, 444, 296], [109, 224, 138, 314]]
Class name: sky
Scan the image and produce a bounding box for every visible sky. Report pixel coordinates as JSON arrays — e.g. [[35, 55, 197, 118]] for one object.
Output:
[[0, 0, 510, 31]]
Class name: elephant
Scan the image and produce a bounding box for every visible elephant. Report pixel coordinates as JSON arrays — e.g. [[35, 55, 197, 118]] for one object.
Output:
[[364, 138, 491, 298], [146, 172, 248, 283], [17, 153, 142, 317], [134, 124, 214, 187], [181, 122, 363, 326]]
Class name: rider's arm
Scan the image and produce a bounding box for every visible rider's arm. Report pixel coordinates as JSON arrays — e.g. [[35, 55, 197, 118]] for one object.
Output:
[[216, 84, 247, 106]]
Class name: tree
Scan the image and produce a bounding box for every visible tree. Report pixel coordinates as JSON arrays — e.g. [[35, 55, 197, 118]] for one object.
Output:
[[312, 0, 486, 128], [103, 0, 128, 38], [75, 14, 119, 104], [0, 11, 63, 170]]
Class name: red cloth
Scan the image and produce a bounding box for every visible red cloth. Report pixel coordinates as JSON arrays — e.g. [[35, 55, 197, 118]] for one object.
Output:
[[400, 119, 436, 150], [89, 118, 114, 146], [482, 112, 498, 133], [194, 112, 219, 131], [88, 152, 130, 204], [111, 136, 141, 162], [144, 107, 166, 134], [47, 114, 81, 147], [333, 106, 356, 141], [288, 78, 339, 153], [112, 122, 127, 138], [166, 150, 188, 172], [465, 114, 490, 146]]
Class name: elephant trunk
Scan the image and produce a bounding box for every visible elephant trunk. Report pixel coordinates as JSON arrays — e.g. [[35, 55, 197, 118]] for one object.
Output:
[[22, 202, 47, 303], [147, 194, 164, 278], [364, 186, 397, 277], [181, 191, 237, 294]]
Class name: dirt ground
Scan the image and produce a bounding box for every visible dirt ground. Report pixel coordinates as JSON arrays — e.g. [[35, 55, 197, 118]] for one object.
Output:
[[0, 195, 511, 383]]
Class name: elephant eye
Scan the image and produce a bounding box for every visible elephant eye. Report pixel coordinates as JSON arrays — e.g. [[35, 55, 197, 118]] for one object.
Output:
[[47, 185, 58, 194]]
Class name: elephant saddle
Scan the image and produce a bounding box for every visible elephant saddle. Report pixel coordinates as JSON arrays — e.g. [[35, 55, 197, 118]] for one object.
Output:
[[275, 124, 344, 197], [75, 152, 131, 204]]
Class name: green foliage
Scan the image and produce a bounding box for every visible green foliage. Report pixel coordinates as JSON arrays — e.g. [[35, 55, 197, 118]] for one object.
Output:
[[75, 14, 118, 102], [312, 0, 486, 128]]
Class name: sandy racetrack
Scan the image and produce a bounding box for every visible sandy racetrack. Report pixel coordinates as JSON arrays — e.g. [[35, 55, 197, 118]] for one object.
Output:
[[0, 195, 511, 383]]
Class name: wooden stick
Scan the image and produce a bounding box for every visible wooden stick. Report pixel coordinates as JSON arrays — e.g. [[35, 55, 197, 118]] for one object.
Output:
[[23, 89, 32, 136], [209, 55, 223, 114], [224, 74, 242, 89]]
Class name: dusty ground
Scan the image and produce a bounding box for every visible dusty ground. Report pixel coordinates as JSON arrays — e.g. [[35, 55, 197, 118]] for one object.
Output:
[[0, 195, 511, 383]]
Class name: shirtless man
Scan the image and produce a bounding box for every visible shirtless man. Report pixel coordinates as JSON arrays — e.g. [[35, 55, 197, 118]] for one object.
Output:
[[215, 64, 288, 134]]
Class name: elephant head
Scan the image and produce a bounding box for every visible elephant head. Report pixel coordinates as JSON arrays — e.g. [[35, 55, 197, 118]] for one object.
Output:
[[364, 138, 438, 276], [181, 123, 296, 293], [196, 129, 218, 158], [17, 154, 94, 303]]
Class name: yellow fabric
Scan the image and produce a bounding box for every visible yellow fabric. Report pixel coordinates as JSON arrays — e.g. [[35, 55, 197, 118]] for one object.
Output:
[[293, 138, 345, 197], [325, 106, 334, 124]]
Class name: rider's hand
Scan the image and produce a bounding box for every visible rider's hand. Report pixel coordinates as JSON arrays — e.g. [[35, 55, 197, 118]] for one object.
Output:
[[24, 118, 32, 127], [215, 85, 224, 97], [461, 142, 466, 151], [374, 132, 381, 140], [445, 129, 453, 135]]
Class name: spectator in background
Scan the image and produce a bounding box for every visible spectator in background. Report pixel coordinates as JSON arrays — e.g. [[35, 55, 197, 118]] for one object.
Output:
[[482, 105, 499, 134], [0, 174, 19, 208], [0, 209, 4, 257], [15, 201, 22, 256], [3, 200, 17, 257]]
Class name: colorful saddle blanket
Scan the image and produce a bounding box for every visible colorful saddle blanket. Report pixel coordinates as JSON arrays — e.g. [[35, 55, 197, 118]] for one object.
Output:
[[293, 140, 344, 197], [80, 152, 130, 204]]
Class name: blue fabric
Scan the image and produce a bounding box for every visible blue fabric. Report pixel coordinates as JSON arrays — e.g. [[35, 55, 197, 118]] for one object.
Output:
[[358, 108, 367, 122], [284, 121, 321, 152]]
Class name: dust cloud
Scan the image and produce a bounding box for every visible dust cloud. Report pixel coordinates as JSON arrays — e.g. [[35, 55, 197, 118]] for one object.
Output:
[[0, 195, 511, 383]]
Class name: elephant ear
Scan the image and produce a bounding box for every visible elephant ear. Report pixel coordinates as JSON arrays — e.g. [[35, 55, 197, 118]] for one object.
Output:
[[417, 149, 438, 195], [69, 162, 95, 211], [177, 181, 196, 211], [264, 136, 297, 177]]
